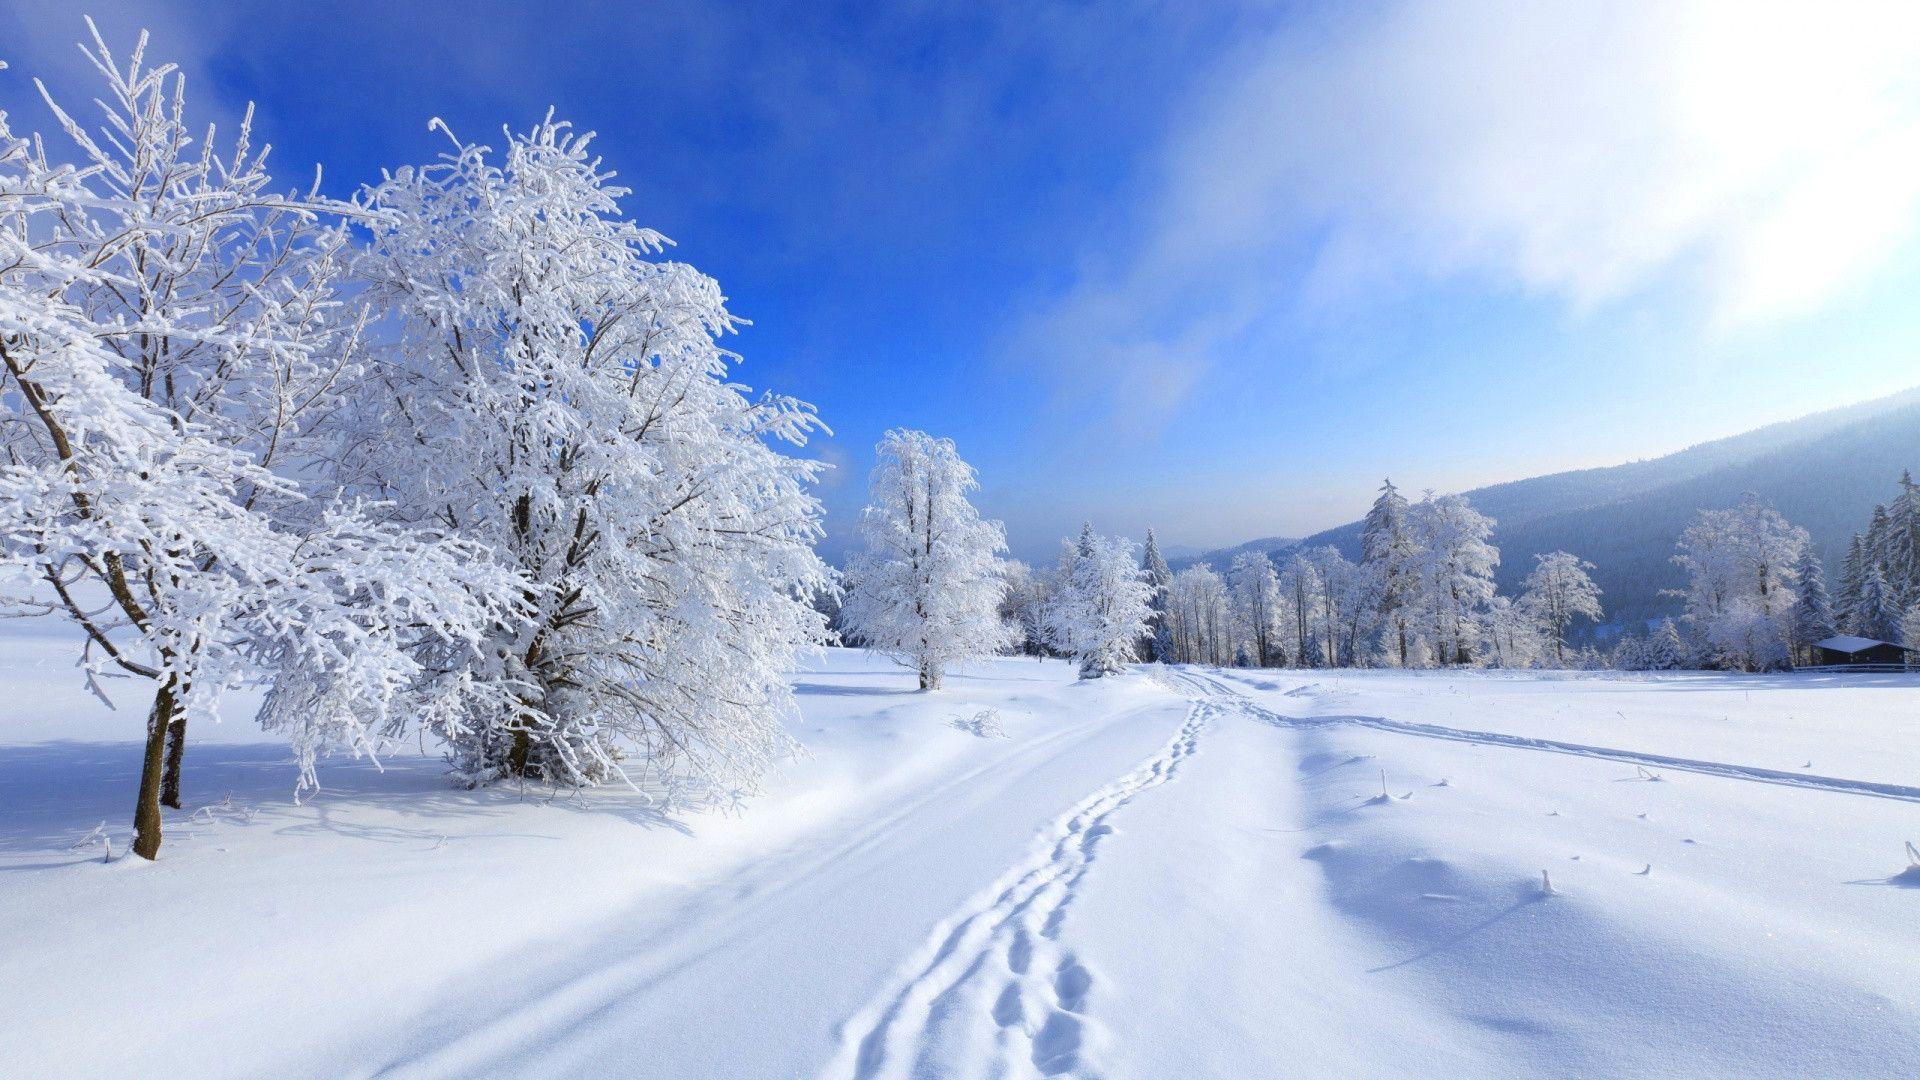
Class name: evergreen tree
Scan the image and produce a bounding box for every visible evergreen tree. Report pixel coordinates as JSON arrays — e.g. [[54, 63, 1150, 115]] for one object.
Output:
[[1610, 633, 1650, 671], [1854, 565, 1902, 642], [1046, 528, 1154, 678], [1647, 618, 1690, 670], [1837, 533, 1869, 633], [1360, 479, 1420, 666], [1900, 604, 1920, 653], [1865, 503, 1893, 577], [1788, 549, 1836, 665], [1141, 528, 1176, 662], [1886, 470, 1920, 607]]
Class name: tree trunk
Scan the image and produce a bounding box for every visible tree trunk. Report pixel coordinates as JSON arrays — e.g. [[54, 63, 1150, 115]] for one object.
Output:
[[919, 664, 942, 691], [133, 680, 178, 861], [509, 639, 543, 777], [161, 708, 188, 809], [508, 724, 531, 777]]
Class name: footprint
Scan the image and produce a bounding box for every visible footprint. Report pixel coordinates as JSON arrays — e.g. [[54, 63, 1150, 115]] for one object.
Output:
[[1079, 822, 1114, 854], [1054, 957, 1093, 1012], [1008, 925, 1033, 974], [1031, 1011, 1085, 1076], [992, 981, 1026, 1028]]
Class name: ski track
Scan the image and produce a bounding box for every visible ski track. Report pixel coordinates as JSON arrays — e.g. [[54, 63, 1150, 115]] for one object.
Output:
[[1198, 669, 1920, 804], [824, 689, 1221, 1080], [372, 705, 1145, 1080]]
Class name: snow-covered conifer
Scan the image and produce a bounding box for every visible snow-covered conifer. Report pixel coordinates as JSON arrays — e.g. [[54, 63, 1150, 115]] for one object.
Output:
[[1361, 479, 1421, 666], [1610, 633, 1649, 671], [1837, 534, 1869, 634], [1046, 527, 1153, 678], [1647, 618, 1690, 670], [1853, 565, 1902, 643], [347, 115, 831, 793], [1788, 549, 1836, 665], [1141, 527, 1176, 662], [1885, 470, 1920, 607], [1900, 604, 1920, 654], [842, 430, 1014, 690]]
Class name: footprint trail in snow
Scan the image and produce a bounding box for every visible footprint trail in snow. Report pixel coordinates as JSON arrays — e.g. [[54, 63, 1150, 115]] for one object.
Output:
[[825, 696, 1219, 1080]]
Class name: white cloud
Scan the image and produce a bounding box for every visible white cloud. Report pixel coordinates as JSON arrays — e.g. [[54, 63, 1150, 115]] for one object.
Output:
[[1021, 0, 1920, 421]]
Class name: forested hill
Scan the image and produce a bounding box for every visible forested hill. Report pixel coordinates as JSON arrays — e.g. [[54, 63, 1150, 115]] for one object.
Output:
[[1180, 386, 1920, 634]]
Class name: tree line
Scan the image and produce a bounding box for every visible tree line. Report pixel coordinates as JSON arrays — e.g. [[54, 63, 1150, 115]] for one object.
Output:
[[833, 446, 1920, 685]]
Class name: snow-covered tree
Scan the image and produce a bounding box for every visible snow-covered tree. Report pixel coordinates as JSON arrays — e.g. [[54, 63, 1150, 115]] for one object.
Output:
[[1646, 618, 1690, 670], [347, 114, 830, 794], [1410, 493, 1499, 667], [1837, 533, 1869, 634], [1883, 470, 1920, 608], [1277, 553, 1321, 667], [1609, 633, 1649, 671], [1046, 526, 1153, 678], [1672, 495, 1807, 671], [1228, 551, 1284, 667], [1166, 565, 1231, 666], [998, 560, 1053, 657], [1140, 527, 1176, 662], [1900, 604, 1920, 655], [842, 430, 1014, 689], [1519, 551, 1603, 666], [1485, 595, 1545, 669], [0, 26, 510, 858], [1300, 545, 1368, 668], [1788, 549, 1836, 665], [1853, 565, 1902, 643], [1361, 479, 1421, 666]]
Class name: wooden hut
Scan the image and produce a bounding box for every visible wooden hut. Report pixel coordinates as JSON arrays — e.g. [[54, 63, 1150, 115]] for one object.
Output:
[[1810, 635, 1915, 669]]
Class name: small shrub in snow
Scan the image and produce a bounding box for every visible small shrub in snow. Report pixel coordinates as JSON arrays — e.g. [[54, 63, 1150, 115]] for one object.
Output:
[[950, 709, 1006, 738]]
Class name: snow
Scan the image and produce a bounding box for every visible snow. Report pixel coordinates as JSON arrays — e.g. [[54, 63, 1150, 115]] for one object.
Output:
[[6, 636, 1920, 1078], [1814, 634, 1907, 654]]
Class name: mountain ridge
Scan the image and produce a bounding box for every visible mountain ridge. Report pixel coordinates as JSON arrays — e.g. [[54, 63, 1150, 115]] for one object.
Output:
[[1174, 385, 1920, 634]]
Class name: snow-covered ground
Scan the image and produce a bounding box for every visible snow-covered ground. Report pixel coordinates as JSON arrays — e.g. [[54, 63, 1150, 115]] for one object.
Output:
[[4, 637, 1919, 1078]]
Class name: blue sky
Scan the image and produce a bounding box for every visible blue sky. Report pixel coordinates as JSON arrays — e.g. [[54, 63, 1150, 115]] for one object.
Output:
[[7, 1, 1920, 563]]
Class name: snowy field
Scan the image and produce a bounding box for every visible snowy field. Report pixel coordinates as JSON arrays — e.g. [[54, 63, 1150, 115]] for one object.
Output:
[[4, 637, 1920, 1078]]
